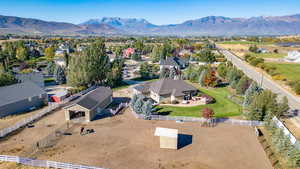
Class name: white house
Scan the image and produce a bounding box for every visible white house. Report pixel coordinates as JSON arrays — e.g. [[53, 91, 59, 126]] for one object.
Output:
[[284, 51, 300, 63]]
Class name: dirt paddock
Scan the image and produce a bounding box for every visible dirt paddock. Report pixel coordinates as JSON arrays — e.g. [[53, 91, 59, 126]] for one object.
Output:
[[0, 87, 272, 169], [0, 105, 273, 169]]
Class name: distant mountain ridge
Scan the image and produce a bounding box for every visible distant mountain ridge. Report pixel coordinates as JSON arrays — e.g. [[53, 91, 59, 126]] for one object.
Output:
[[1, 14, 300, 36]]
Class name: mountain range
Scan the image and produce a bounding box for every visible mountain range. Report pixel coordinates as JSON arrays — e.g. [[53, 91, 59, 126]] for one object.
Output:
[[1, 14, 300, 36]]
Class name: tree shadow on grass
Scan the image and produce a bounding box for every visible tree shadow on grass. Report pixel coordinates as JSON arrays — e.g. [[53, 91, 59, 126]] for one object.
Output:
[[178, 134, 193, 149]]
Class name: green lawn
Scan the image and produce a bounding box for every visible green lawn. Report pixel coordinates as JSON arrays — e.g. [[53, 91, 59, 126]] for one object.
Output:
[[266, 62, 300, 81], [112, 82, 131, 91], [219, 41, 272, 45], [248, 52, 286, 58], [156, 85, 242, 118]]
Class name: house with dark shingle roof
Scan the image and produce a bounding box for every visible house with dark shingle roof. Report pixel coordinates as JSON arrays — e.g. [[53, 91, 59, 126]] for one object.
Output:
[[160, 56, 188, 70], [133, 79, 198, 103], [64, 87, 113, 122], [0, 81, 47, 118]]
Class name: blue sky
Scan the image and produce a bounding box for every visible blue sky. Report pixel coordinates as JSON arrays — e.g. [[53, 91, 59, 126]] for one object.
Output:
[[1, 0, 300, 25]]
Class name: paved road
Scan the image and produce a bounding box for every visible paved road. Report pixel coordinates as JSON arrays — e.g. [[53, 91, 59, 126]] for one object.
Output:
[[218, 48, 300, 116]]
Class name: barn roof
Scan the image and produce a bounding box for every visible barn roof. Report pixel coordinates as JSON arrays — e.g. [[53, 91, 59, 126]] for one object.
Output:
[[75, 87, 112, 110]]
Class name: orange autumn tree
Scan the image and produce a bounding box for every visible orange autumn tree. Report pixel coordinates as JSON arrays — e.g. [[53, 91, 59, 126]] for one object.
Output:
[[202, 108, 214, 119], [204, 65, 217, 87]]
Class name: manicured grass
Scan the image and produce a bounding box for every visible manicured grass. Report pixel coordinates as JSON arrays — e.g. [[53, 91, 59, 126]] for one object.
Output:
[[266, 62, 300, 81], [248, 52, 286, 58], [219, 41, 272, 45], [157, 85, 242, 118], [112, 82, 131, 91]]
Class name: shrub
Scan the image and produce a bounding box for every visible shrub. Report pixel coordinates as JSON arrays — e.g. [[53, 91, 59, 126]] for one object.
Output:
[[249, 57, 264, 66], [293, 82, 300, 95], [272, 75, 287, 81], [69, 86, 87, 95], [244, 54, 251, 61]]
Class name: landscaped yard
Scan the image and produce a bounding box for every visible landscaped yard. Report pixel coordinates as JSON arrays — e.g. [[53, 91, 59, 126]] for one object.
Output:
[[157, 85, 242, 118], [248, 52, 286, 58], [266, 62, 300, 82]]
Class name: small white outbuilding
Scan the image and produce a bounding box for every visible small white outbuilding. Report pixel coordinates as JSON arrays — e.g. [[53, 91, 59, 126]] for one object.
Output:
[[154, 127, 178, 150]]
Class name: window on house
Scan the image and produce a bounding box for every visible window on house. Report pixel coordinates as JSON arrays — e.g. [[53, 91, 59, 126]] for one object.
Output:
[[28, 97, 32, 102]]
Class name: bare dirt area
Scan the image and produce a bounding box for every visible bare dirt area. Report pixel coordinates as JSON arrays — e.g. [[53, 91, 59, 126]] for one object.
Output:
[[0, 162, 46, 169], [0, 108, 67, 157], [12, 108, 272, 169], [0, 106, 50, 130], [0, 88, 272, 169]]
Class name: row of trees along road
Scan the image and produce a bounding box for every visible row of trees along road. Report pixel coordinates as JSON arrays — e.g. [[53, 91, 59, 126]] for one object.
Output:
[[217, 61, 300, 168], [217, 62, 289, 121]]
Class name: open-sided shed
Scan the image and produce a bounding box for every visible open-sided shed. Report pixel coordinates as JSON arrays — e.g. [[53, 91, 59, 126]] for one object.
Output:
[[64, 87, 112, 122]]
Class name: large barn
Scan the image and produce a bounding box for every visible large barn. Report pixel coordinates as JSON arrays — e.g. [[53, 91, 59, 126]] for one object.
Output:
[[64, 87, 113, 122], [0, 81, 47, 118]]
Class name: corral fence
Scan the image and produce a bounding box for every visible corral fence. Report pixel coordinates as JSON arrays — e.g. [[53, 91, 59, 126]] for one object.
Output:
[[0, 155, 108, 169], [130, 107, 263, 126], [109, 103, 129, 116], [0, 86, 97, 138]]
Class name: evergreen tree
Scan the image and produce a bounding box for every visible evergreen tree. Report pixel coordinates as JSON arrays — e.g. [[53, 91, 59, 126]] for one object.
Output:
[[243, 82, 262, 108], [134, 95, 145, 114], [236, 76, 250, 95], [63, 52, 69, 67], [275, 96, 289, 118], [248, 90, 278, 121], [199, 69, 207, 87], [54, 66, 66, 85], [217, 63, 227, 79], [131, 94, 138, 108], [142, 100, 153, 119], [139, 62, 150, 79]]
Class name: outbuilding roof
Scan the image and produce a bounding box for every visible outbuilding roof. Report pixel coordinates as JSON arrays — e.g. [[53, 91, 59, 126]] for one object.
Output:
[[0, 81, 46, 107], [155, 127, 178, 138], [75, 87, 112, 110]]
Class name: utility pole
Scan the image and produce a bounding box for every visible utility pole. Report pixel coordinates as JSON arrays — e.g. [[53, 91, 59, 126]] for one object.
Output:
[[260, 71, 264, 87]]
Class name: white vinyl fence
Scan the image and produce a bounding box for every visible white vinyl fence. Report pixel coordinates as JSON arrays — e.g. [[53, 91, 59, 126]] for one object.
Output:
[[109, 103, 129, 116], [130, 107, 263, 126], [0, 86, 97, 138], [0, 155, 108, 169], [272, 116, 300, 149]]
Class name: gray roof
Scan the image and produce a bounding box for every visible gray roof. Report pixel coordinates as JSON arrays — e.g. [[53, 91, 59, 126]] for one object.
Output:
[[149, 79, 198, 97], [133, 81, 151, 94], [0, 81, 46, 107], [76, 87, 112, 110], [160, 57, 187, 68]]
